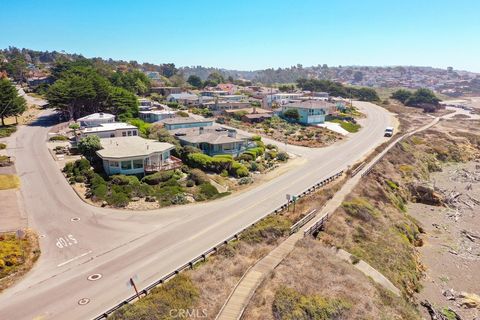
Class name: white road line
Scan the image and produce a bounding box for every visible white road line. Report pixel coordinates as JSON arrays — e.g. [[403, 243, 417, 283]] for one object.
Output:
[[57, 250, 92, 267]]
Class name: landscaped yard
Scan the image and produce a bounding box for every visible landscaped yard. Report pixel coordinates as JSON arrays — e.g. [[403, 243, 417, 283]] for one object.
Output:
[[221, 116, 342, 148], [63, 134, 290, 209]]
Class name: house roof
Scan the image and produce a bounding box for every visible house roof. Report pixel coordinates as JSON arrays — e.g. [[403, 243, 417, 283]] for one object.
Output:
[[171, 127, 246, 145], [283, 100, 335, 110], [224, 107, 272, 114], [243, 113, 273, 119], [82, 122, 137, 133], [168, 93, 199, 100], [96, 136, 174, 159], [160, 117, 213, 125], [77, 113, 115, 121], [139, 110, 176, 115]]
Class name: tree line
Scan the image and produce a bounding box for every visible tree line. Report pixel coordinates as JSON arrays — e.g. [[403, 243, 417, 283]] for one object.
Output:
[[390, 88, 441, 112], [296, 78, 380, 102], [46, 60, 147, 120]]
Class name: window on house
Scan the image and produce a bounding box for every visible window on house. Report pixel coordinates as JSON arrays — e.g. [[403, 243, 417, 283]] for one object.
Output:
[[110, 133, 115, 137], [110, 161, 119, 167], [122, 132, 127, 137], [132, 159, 143, 169], [127, 131, 132, 136], [121, 161, 132, 170], [133, 130, 137, 136]]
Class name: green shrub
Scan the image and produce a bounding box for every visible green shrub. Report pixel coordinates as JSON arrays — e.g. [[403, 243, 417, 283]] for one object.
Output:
[[142, 170, 175, 185], [277, 151, 289, 162], [198, 182, 219, 199], [237, 153, 254, 162], [110, 175, 138, 185], [74, 176, 85, 183], [186, 180, 195, 187], [92, 184, 107, 200], [107, 190, 130, 207], [49, 135, 69, 141], [266, 143, 278, 150], [0, 126, 16, 138], [266, 150, 278, 160], [187, 153, 212, 169], [272, 287, 351, 320], [231, 161, 249, 177], [155, 183, 185, 206], [238, 177, 253, 185], [188, 169, 210, 185], [0, 143, 6, 149], [342, 197, 378, 222]]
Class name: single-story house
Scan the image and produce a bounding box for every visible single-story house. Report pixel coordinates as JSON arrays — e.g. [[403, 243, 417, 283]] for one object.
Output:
[[81, 122, 138, 138], [203, 101, 251, 112], [264, 93, 304, 107], [166, 92, 199, 105], [150, 86, 182, 96], [96, 136, 181, 175], [200, 90, 229, 97], [223, 107, 273, 123], [160, 117, 214, 130], [281, 101, 335, 125], [77, 113, 115, 128], [139, 110, 176, 123], [171, 126, 250, 157]]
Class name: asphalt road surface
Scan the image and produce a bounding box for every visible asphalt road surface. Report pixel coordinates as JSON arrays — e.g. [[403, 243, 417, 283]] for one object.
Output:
[[0, 101, 393, 320]]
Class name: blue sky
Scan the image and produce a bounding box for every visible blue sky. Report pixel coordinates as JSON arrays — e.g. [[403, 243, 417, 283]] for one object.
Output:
[[2, 0, 480, 72]]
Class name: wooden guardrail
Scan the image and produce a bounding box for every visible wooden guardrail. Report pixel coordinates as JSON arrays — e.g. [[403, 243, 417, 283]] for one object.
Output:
[[304, 212, 330, 236], [92, 170, 344, 320], [289, 209, 317, 235]]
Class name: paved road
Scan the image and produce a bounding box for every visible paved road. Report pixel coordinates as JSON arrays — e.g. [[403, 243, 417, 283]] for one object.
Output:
[[0, 102, 393, 320]]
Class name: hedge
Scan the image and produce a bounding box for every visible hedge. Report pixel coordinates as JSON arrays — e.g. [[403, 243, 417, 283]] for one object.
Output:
[[142, 170, 175, 185]]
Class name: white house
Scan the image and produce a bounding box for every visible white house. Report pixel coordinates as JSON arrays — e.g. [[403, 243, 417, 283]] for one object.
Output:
[[264, 93, 304, 107], [77, 113, 115, 128], [166, 92, 199, 105], [80, 122, 138, 139], [139, 110, 176, 123], [96, 136, 181, 175]]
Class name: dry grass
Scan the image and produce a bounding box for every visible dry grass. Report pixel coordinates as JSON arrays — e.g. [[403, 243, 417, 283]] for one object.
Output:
[[0, 230, 40, 291], [244, 238, 420, 320], [0, 175, 20, 190]]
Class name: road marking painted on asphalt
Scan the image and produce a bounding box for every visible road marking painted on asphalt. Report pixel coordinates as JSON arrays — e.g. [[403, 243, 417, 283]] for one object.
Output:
[[57, 250, 92, 267], [78, 298, 90, 305], [55, 234, 78, 249]]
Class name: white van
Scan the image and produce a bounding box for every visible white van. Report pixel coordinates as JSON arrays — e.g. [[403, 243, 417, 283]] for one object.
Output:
[[384, 127, 394, 137]]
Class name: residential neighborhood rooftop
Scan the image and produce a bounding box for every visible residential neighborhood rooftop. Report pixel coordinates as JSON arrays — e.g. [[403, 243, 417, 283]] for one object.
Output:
[[96, 136, 174, 159], [283, 100, 335, 109], [77, 112, 115, 121], [82, 122, 137, 133], [171, 127, 246, 145], [160, 117, 212, 125]]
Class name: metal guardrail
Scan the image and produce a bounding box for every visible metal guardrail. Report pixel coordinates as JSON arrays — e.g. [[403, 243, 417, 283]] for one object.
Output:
[[92, 170, 344, 320]]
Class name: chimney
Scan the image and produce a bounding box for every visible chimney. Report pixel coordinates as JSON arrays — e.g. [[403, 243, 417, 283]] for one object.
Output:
[[199, 127, 204, 134], [228, 129, 236, 138]]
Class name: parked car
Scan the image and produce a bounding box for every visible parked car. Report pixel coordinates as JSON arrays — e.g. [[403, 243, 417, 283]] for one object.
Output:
[[384, 127, 394, 137]]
